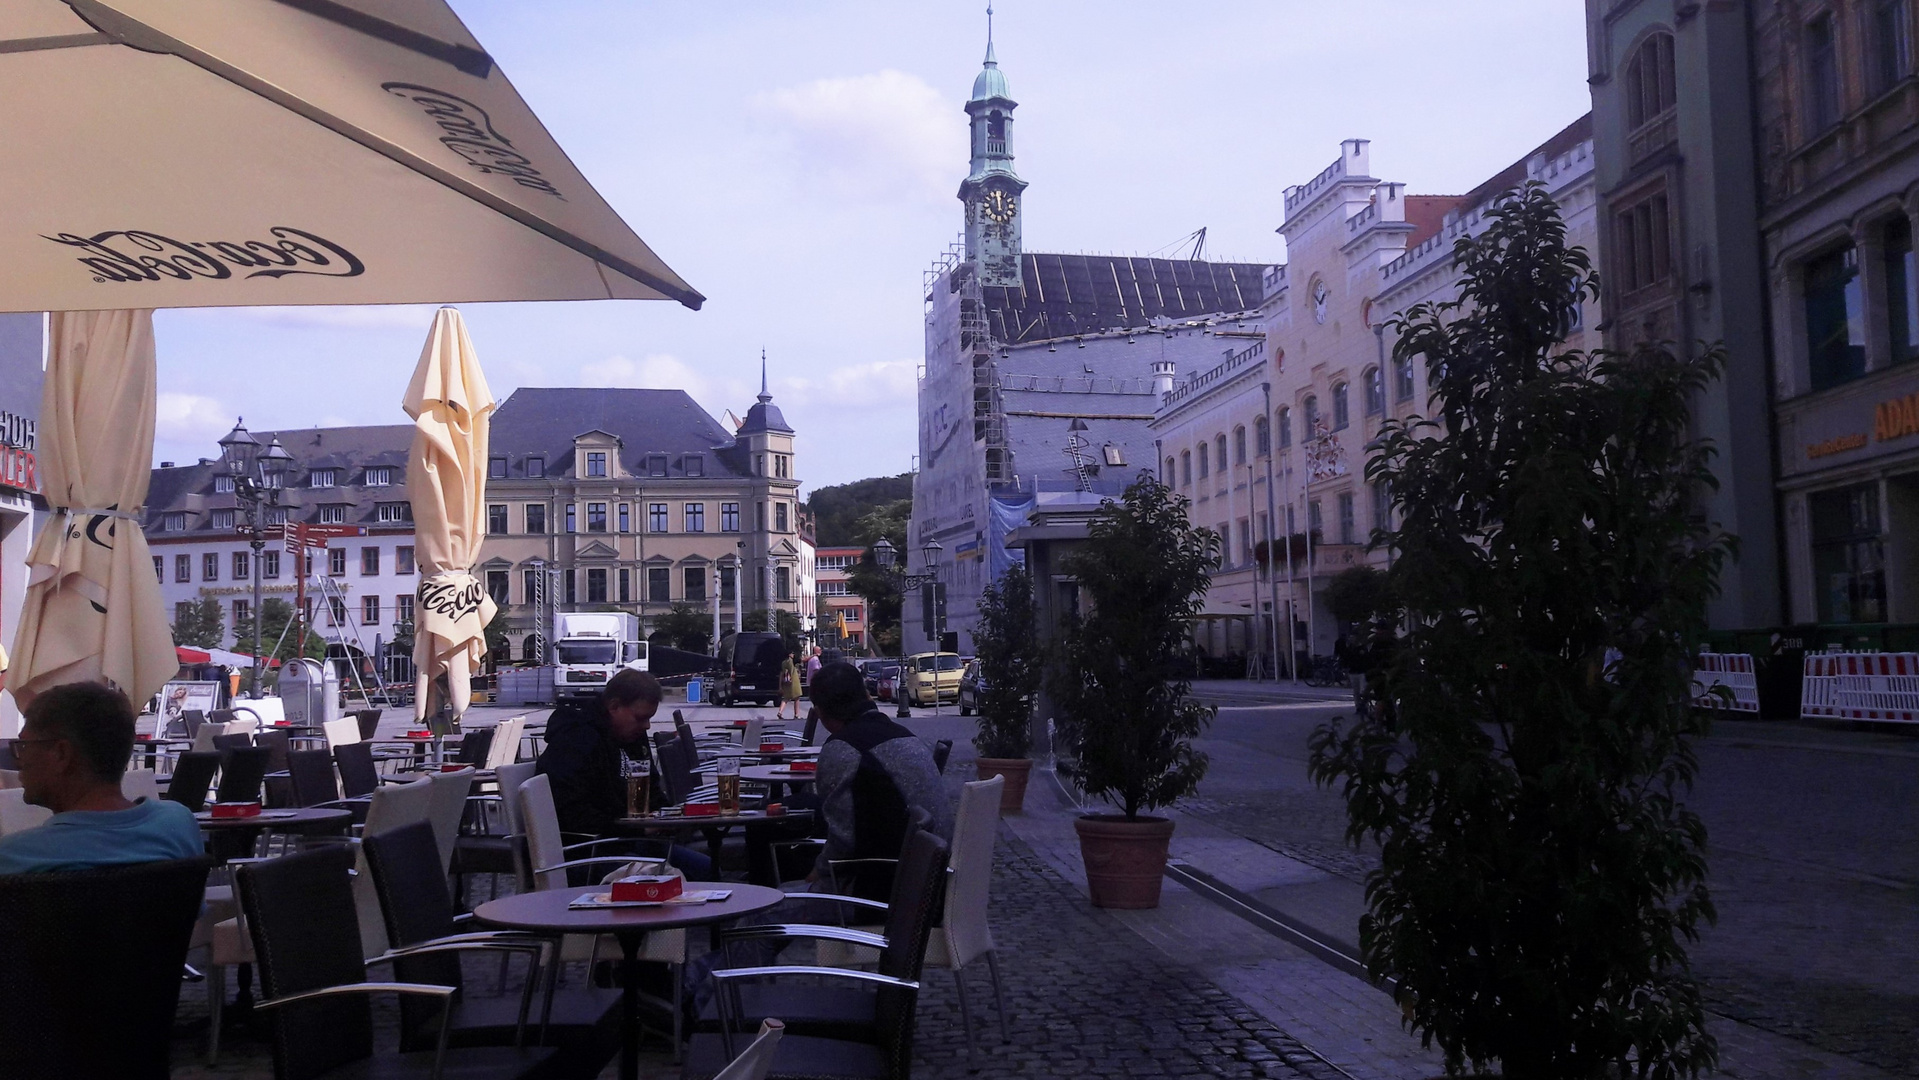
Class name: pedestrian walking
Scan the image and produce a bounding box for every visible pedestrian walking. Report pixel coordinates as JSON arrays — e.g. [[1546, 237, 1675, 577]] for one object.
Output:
[[779, 651, 803, 720], [803, 644, 823, 698]]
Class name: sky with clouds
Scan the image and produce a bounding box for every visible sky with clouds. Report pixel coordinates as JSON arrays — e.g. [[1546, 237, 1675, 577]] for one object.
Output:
[[150, 1, 1591, 491]]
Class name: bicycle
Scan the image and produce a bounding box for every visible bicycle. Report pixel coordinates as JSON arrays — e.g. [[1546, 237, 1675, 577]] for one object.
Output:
[[1303, 654, 1349, 689]]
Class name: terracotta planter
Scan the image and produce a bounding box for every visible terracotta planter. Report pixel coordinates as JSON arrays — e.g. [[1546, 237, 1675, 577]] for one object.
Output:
[[1073, 814, 1175, 909], [973, 757, 1032, 813]]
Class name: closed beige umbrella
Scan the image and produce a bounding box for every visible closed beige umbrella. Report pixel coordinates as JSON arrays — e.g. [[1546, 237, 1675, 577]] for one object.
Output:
[[8, 309, 174, 707], [404, 307, 495, 727]]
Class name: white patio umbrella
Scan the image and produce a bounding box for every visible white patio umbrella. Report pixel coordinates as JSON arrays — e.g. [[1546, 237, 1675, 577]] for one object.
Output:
[[1, 0, 703, 312], [7, 310, 174, 708], [403, 308, 495, 729]]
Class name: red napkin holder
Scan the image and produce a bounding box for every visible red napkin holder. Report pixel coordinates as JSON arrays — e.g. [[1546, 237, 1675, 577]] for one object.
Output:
[[406, 729, 433, 738], [210, 801, 262, 819], [610, 875, 683, 903], [766, 803, 786, 816], [439, 763, 467, 773], [787, 761, 817, 773], [682, 802, 721, 817], [759, 742, 784, 753]]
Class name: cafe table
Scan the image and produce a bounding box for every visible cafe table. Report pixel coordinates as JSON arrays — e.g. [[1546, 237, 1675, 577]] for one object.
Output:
[[193, 806, 352, 862], [474, 882, 784, 1080], [740, 765, 820, 802]]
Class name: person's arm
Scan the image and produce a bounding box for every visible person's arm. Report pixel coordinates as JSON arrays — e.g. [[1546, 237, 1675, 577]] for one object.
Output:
[[540, 729, 615, 837], [811, 741, 860, 877]]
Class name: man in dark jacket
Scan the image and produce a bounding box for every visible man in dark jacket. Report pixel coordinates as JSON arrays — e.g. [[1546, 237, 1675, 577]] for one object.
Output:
[[535, 669, 709, 876]]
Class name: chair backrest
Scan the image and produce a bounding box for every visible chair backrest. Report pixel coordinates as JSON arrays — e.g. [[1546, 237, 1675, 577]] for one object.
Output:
[[225, 713, 259, 737], [354, 776, 435, 958], [932, 739, 953, 774], [361, 820, 464, 1048], [424, 767, 475, 874], [254, 728, 292, 773], [742, 716, 762, 749], [234, 845, 373, 1080], [661, 736, 699, 806], [180, 709, 207, 738], [801, 710, 820, 746], [211, 732, 253, 754], [0, 788, 51, 835], [713, 1019, 787, 1080], [453, 726, 493, 767], [485, 715, 524, 770], [215, 746, 272, 804], [494, 760, 538, 839], [943, 775, 1004, 968], [0, 856, 213, 1080], [190, 722, 227, 753], [286, 749, 340, 807], [354, 708, 383, 741], [518, 773, 571, 892], [322, 717, 361, 748], [874, 829, 949, 1074], [121, 767, 161, 804], [333, 741, 379, 798], [161, 751, 222, 812]]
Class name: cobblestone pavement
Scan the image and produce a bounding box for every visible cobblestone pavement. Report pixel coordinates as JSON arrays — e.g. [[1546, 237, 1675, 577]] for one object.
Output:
[[1178, 704, 1919, 1079]]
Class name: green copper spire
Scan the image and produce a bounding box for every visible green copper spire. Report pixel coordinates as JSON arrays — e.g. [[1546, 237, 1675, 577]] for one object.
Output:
[[971, 3, 1010, 103]]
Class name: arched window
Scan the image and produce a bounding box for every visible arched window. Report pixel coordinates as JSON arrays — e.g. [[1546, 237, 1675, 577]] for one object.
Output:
[[1278, 407, 1292, 448], [522, 635, 541, 662], [1216, 435, 1229, 476], [1254, 415, 1271, 456], [1165, 456, 1177, 483], [1624, 33, 1676, 130], [1395, 355, 1416, 401], [1233, 425, 1247, 466], [1364, 367, 1385, 415], [1181, 450, 1192, 486], [1197, 442, 1209, 479], [1303, 396, 1319, 436], [1332, 383, 1350, 430]]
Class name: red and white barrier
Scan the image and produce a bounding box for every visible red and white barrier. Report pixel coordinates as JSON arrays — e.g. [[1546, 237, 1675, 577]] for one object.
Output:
[[1692, 653, 1759, 713], [1801, 652, 1919, 724]]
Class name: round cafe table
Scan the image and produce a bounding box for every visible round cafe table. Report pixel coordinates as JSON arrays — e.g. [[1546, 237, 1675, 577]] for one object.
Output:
[[192, 806, 352, 863], [474, 883, 784, 1080], [740, 764, 819, 785]]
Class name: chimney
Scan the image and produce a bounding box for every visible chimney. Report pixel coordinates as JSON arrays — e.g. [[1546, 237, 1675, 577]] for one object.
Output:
[[1152, 359, 1176, 396]]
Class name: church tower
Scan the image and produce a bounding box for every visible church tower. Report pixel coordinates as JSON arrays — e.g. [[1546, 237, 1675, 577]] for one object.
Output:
[[958, 6, 1027, 288]]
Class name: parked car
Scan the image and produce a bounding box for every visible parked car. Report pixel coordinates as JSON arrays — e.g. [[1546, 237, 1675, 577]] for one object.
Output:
[[713, 631, 786, 706], [860, 659, 901, 703], [904, 651, 963, 708], [957, 659, 986, 716]]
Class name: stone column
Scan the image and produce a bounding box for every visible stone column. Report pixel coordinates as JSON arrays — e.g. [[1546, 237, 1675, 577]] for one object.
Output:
[[1854, 216, 1892, 373]]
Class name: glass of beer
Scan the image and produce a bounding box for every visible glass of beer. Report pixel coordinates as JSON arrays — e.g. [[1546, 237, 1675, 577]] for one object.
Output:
[[716, 756, 741, 816], [625, 755, 650, 818]]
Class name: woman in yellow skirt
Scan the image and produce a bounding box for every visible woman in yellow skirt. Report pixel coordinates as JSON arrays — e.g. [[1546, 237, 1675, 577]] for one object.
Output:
[[779, 651, 803, 720]]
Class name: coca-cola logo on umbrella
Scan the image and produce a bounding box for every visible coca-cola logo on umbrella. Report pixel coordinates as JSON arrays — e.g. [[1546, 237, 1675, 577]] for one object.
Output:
[[383, 82, 563, 200], [42, 228, 365, 284], [418, 575, 484, 624]]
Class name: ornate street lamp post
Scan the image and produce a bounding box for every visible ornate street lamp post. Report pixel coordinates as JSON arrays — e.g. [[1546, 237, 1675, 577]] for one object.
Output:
[[219, 420, 291, 699], [871, 536, 942, 718]]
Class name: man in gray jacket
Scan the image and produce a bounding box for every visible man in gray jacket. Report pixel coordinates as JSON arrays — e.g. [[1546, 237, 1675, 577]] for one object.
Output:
[[808, 661, 954, 899]]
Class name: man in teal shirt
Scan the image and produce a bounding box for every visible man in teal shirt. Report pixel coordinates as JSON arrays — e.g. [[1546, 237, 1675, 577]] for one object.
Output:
[[0, 681, 203, 874]]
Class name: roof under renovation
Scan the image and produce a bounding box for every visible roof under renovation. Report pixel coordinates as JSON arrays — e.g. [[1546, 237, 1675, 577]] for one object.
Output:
[[980, 253, 1268, 345]]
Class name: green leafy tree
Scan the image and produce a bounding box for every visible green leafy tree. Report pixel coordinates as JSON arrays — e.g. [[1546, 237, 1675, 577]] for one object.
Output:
[[484, 607, 512, 667], [172, 594, 226, 649], [847, 500, 911, 550], [972, 563, 1040, 758], [1308, 183, 1727, 1080], [846, 500, 908, 657], [232, 597, 325, 665], [650, 604, 714, 654], [741, 608, 804, 656], [805, 474, 915, 546], [1047, 476, 1217, 820]]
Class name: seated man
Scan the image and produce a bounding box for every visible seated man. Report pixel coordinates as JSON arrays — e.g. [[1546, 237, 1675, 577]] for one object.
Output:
[[535, 669, 710, 877], [808, 661, 954, 899], [0, 682, 203, 875]]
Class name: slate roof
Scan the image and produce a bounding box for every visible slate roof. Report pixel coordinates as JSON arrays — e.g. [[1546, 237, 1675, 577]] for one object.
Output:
[[981, 253, 1269, 345], [488, 387, 746, 479], [145, 424, 416, 538]]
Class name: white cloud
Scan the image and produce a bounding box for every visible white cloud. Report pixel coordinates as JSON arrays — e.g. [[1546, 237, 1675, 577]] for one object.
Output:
[[751, 70, 963, 203], [579, 353, 752, 417], [775, 359, 919, 410], [223, 305, 442, 332], [154, 391, 234, 445]]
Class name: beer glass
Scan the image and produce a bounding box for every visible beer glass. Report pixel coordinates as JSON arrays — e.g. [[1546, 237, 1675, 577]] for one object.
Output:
[[716, 756, 741, 816], [625, 754, 651, 818]]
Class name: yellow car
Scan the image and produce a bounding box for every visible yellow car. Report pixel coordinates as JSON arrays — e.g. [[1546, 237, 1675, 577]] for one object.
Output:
[[904, 652, 964, 707]]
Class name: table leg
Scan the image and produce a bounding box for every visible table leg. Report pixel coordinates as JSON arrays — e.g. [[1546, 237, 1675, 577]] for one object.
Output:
[[620, 932, 642, 1080]]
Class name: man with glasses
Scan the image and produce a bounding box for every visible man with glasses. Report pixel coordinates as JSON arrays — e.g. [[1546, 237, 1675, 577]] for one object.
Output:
[[0, 682, 202, 874]]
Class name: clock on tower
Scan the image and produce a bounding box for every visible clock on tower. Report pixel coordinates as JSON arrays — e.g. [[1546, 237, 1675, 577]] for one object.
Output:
[[958, 15, 1027, 288]]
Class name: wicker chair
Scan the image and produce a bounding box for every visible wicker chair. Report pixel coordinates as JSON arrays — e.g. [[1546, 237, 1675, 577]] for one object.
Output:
[[0, 856, 214, 1080]]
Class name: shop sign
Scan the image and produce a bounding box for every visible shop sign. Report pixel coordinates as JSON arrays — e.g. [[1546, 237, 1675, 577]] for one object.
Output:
[[1875, 391, 1919, 442], [0, 406, 36, 493], [1807, 433, 1868, 459]]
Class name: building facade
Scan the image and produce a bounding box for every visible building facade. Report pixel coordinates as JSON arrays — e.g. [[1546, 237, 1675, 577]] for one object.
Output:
[[145, 425, 420, 665], [1750, 0, 1919, 626], [0, 313, 44, 736], [814, 545, 869, 650], [1153, 124, 1602, 664], [910, 31, 1270, 654], [478, 379, 801, 660], [1586, 0, 1783, 630]]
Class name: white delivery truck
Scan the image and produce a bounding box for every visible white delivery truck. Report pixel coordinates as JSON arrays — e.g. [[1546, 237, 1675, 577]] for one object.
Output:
[[551, 612, 649, 700]]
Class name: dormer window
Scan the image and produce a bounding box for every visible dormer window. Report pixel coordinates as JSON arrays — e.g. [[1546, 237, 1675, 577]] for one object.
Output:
[[211, 509, 235, 530], [646, 455, 668, 477], [526, 456, 544, 478], [163, 512, 187, 532], [213, 475, 235, 494], [585, 451, 608, 478], [365, 466, 393, 486], [683, 455, 704, 477], [488, 457, 507, 479], [310, 468, 338, 489]]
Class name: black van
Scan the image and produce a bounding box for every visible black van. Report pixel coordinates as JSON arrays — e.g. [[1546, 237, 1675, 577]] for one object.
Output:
[[714, 631, 786, 707]]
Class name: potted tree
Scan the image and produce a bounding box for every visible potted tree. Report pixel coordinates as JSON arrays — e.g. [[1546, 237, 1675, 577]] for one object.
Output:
[[1309, 184, 1727, 1079], [1050, 476, 1216, 909], [971, 563, 1041, 812]]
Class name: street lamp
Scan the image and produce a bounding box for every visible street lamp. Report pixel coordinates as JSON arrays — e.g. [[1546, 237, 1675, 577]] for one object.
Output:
[[870, 536, 943, 717], [219, 420, 289, 698]]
